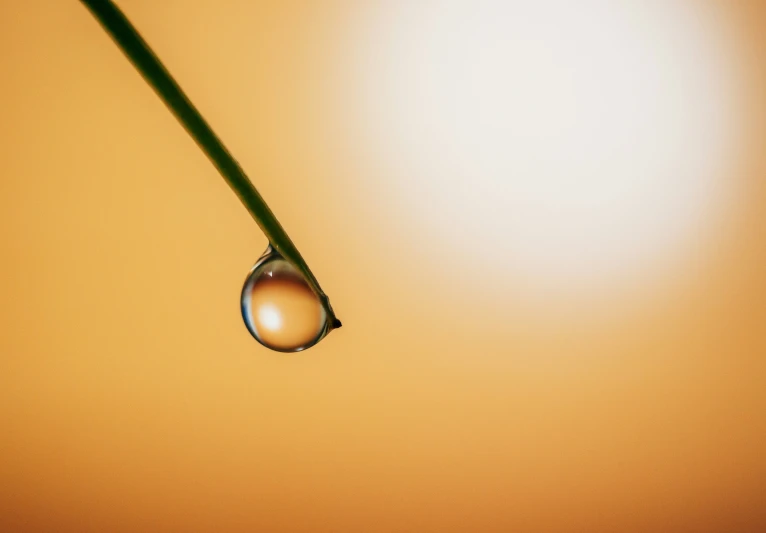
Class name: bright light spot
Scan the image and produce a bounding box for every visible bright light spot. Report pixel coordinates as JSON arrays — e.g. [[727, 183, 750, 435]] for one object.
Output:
[[258, 304, 283, 331], [350, 0, 741, 295]]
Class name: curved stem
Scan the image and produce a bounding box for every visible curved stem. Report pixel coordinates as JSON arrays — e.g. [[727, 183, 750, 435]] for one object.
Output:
[[80, 0, 341, 329]]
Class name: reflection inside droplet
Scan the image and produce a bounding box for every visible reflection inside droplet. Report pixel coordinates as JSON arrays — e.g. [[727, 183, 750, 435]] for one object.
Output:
[[241, 248, 329, 352], [258, 304, 282, 331]]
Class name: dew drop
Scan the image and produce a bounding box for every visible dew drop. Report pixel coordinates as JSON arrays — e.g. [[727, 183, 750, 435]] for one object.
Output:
[[241, 247, 329, 352]]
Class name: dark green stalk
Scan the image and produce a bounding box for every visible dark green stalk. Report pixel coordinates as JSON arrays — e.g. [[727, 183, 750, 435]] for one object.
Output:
[[80, 0, 340, 329]]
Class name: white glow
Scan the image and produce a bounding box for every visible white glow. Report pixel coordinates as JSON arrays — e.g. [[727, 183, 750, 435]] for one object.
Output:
[[350, 0, 741, 294], [258, 305, 282, 331]]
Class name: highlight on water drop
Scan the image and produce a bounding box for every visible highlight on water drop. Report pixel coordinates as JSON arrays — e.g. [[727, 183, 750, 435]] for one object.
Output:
[[241, 247, 330, 352]]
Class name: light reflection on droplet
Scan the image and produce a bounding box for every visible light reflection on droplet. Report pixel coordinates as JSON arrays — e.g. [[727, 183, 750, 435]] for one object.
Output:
[[241, 248, 329, 352], [258, 304, 282, 331]]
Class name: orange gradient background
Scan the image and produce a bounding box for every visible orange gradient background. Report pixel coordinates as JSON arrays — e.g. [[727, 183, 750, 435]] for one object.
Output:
[[1, 1, 765, 532]]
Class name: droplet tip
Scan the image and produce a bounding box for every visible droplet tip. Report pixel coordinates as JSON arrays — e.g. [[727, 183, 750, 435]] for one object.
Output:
[[332, 318, 342, 329]]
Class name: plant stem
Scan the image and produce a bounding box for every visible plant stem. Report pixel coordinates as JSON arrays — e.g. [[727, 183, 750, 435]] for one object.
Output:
[[80, 0, 341, 329]]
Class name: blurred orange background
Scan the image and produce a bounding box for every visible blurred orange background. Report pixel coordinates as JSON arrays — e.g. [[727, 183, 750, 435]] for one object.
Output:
[[1, 1, 765, 531]]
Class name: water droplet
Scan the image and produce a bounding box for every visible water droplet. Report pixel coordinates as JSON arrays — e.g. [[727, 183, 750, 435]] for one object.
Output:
[[241, 247, 329, 352]]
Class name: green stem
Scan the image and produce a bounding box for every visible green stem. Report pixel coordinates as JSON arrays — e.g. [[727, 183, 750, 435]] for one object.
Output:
[[80, 0, 340, 329]]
